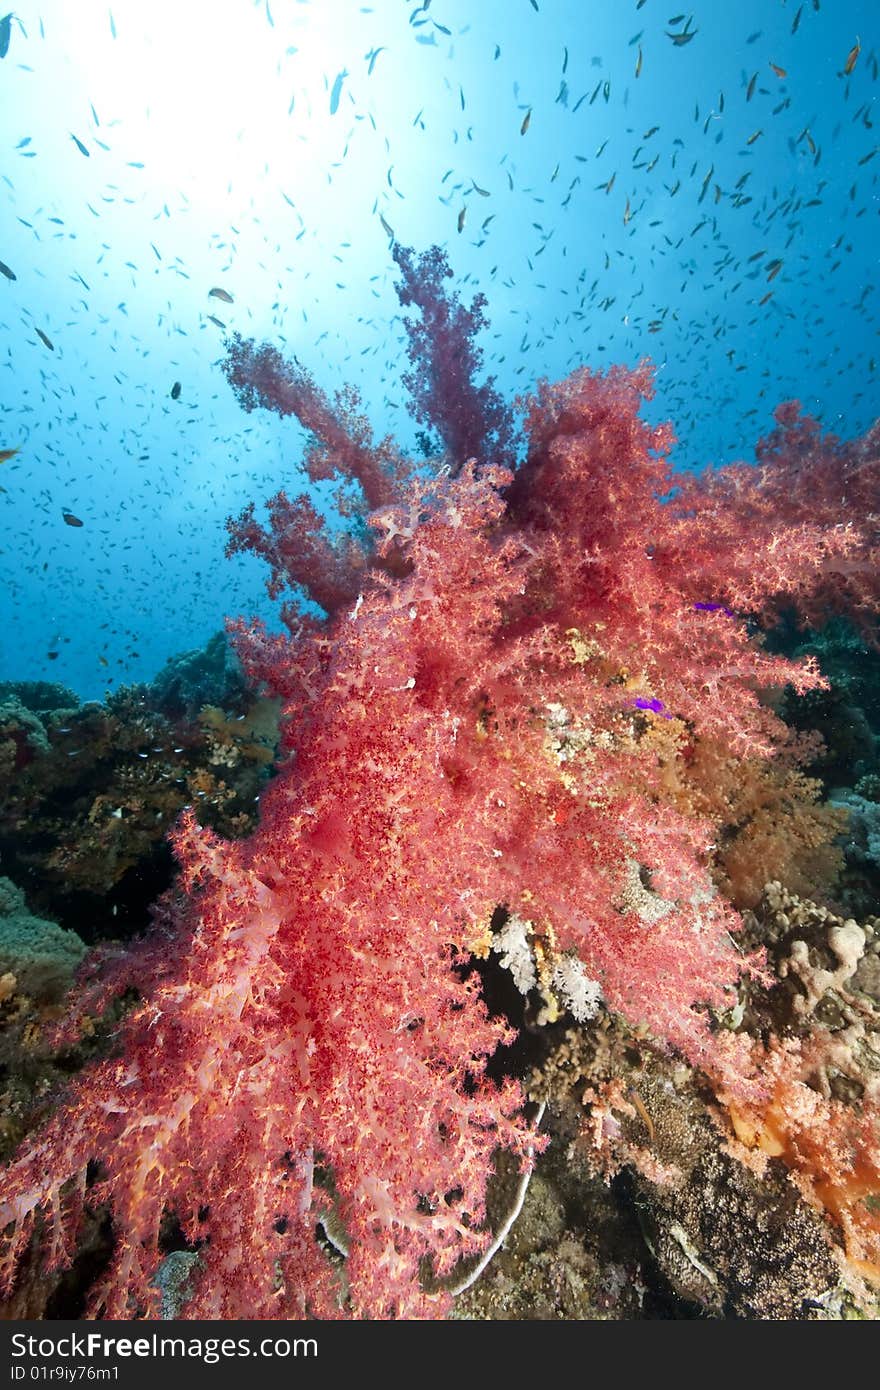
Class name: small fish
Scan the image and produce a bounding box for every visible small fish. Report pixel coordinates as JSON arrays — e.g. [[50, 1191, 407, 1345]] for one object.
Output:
[[0, 12, 12, 60], [746, 128, 763, 145], [170, 381, 181, 400], [62, 511, 84, 527], [207, 314, 226, 328], [520, 108, 531, 135], [843, 37, 860, 76], [769, 61, 786, 77], [329, 69, 348, 115], [457, 205, 467, 232], [694, 602, 734, 616], [365, 46, 386, 76], [633, 697, 670, 718], [746, 72, 758, 100], [35, 327, 54, 350], [0, 258, 15, 280], [667, 17, 697, 46], [208, 287, 234, 303], [635, 46, 643, 78], [0, 447, 20, 464], [379, 212, 394, 238], [70, 133, 90, 157]]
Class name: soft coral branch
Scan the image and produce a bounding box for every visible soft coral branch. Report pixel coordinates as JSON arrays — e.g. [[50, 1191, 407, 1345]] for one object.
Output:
[[664, 403, 880, 637], [225, 492, 366, 615], [223, 333, 412, 616], [392, 242, 516, 471], [223, 334, 407, 511]]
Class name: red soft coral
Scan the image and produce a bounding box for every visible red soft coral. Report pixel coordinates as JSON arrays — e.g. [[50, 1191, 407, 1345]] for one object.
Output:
[[2, 247, 879, 1320]]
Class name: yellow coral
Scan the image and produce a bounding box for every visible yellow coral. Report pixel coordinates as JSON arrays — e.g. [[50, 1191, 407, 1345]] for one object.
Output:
[[198, 697, 281, 767], [645, 726, 846, 909]]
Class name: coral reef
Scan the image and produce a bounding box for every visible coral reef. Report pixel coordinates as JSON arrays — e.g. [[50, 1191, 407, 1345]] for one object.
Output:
[[150, 630, 250, 721], [0, 245, 878, 1320], [525, 1020, 846, 1319], [0, 636, 279, 938]]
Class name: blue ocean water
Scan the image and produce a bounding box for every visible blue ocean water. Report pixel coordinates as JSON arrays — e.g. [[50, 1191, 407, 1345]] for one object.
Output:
[[0, 0, 875, 701]]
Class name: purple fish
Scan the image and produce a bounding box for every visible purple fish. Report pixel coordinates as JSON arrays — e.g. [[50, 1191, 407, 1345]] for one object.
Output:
[[633, 697, 671, 718], [694, 601, 736, 618]]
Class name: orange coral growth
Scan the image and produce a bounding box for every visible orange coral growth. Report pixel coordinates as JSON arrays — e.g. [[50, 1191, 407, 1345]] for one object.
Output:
[[724, 1040, 880, 1285], [645, 719, 846, 909]]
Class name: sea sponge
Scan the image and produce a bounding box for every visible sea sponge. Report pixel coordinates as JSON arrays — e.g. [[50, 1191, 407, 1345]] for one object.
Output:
[[0, 878, 86, 1002]]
